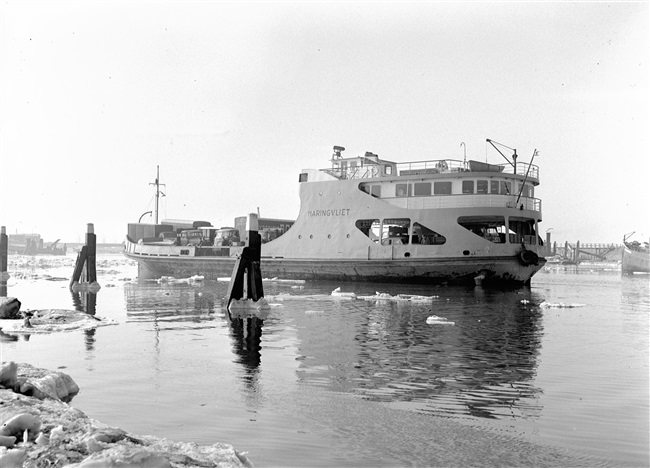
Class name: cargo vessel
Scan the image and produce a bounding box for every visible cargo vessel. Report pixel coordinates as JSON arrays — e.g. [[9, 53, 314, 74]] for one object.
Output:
[[124, 141, 547, 285]]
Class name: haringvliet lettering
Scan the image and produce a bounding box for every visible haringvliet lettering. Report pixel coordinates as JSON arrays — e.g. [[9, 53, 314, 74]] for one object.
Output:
[[307, 208, 351, 217]]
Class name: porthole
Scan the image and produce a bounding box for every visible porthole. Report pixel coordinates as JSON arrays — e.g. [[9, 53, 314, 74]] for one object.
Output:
[[310, 235, 313, 239], [328, 234, 331, 239], [404, 252, 410, 257], [298, 235, 302, 239], [346, 234, 350, 238]]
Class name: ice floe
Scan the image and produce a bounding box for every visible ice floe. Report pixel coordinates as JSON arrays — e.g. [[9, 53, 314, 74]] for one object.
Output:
[[426, 315, 455, 325], [357, 292, 440, 302], [0, 309, 117, 334], [267, 288, 442, 303], [156, 275, 204, 284], [539, 302, 586, 309]]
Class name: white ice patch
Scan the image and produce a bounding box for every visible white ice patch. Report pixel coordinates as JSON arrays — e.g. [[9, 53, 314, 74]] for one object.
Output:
[[539, 301, 586, 309], [426, 315, 455, 326], [0, 310, 117, 334], [157, 275, 204, 284], [358, 292, 440, 302], [330, 287, 357, 299]]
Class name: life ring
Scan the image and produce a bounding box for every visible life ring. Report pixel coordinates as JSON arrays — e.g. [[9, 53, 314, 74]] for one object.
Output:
[[517, 249, 539, 266], [436, 161, 448, 172]]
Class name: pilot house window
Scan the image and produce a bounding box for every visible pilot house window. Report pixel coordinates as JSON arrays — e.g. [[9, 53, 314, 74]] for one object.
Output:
[[462, 181, 474, 194], [433, 181, 452, 195], [414, 182, 431, 196]]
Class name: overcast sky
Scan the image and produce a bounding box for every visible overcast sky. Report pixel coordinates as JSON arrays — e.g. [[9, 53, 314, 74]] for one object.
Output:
[[1, 1, 648, 244]]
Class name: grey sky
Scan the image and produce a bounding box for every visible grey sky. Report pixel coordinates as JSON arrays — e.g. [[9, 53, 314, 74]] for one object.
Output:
[[1, 2, 647, 244]]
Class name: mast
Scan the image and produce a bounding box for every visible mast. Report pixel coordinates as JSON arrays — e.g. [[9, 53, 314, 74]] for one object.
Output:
[[149, 165, 165, 225]]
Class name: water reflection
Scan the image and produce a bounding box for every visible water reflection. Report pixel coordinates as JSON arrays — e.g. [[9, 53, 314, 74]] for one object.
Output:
[[124, 281, 217, 327], [70, 290, 98, 351], [123, 278, 547, 422], [228, 309, 268, 369], [292, 285, 546, 421]]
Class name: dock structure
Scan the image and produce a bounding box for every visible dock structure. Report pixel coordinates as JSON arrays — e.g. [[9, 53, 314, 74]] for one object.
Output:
[[552, 241, 620, 263]]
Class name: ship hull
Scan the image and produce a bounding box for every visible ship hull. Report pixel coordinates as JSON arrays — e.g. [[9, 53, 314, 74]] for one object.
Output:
[[622, 246, 650, 273], [124, 242, 545, 285]]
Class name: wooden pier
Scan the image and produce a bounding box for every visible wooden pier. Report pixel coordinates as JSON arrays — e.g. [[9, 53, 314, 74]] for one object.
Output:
[[547, 241, 621, 263]]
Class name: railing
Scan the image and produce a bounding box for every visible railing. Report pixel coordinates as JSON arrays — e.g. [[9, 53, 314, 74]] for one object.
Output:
[[324, 158, 539, 180], [383, 194, 542, 212]]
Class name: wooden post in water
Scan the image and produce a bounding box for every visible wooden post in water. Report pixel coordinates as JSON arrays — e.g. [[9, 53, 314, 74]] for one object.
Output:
[[575, 240, 580, 263], [0, 226, 8, 277], [1, 226, 9, 295], [226, 214, 264, 310], [70, 223, 99, 291]]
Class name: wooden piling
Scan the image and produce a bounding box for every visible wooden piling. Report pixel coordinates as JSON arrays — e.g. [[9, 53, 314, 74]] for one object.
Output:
[[1, 226, 8, 293], [0, 226, 7, 275], [70, 223, 99, 291], [226, 214, 264, 309]]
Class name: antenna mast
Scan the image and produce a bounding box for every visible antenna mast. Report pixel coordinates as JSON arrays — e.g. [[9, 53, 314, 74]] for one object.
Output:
[[149, 166, 166, 224]]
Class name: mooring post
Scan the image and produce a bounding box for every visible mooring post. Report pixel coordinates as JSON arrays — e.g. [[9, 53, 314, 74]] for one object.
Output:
[[1, 226, 9, 291], [85, 223, 97, 283], [0, 226, 8, 275], [70, 223, 100, 292], [226, 213, 264, 310], [575, 240, 580, 263]]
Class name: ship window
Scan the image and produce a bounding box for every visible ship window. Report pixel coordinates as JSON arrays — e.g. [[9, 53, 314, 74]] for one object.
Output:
[[500, 181, 512, 195], [382, 218, 410, 245], [395, 183, 411, 197], [518, 184, 533, 198], [433, 181, 452, 194], [412, 222, 446, 245], [477, 180, 488, 194], [299, 173, 308, 182], [414, 182, 431, 196], [355, 219, 380, 243], [490, 180, 500, 194], [360, 184, 370, 194], [462, 180, 474, 194], [371, 185, 381, 197], [508, 217, 537, 245], [384, 165, 393, 175], [457, 216, 507, 244]]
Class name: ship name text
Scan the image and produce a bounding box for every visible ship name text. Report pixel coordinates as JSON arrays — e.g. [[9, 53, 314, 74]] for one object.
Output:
[[307, 208, 351, 217]]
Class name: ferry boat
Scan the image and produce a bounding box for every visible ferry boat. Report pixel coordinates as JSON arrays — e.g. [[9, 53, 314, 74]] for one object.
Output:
[[124, 141, 547, 285], [622, 233, 650, 274]]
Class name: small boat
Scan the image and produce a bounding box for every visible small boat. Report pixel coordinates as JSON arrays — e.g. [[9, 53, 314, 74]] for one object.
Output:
[[124, 140, 547, 286], [622, 233, 650, 274]]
